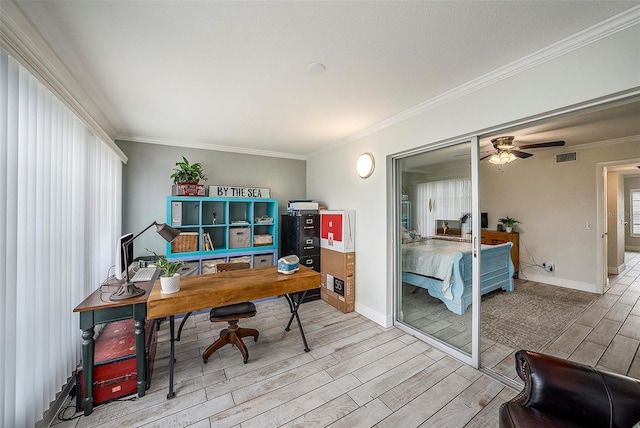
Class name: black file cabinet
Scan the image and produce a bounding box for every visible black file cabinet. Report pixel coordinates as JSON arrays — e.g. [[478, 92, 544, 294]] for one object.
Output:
[[280, 213, 320, 302]]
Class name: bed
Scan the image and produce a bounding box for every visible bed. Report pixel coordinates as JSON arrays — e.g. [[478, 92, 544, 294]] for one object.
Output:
[[402, 238, 514, 315]]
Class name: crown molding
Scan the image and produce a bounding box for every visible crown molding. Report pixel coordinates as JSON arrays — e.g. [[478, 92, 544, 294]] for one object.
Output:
[[0, 1, 126, 162], [309, 5, 640, 159], [568, 134, 640, 152], [118, 136, 307, 161]]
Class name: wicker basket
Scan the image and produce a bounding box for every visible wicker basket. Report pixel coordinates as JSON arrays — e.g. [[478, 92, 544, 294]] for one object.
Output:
[[172, 232, 198, 253]]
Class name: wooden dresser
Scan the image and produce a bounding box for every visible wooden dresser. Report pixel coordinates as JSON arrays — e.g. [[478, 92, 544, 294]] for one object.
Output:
[[481, 231, 519, 278]]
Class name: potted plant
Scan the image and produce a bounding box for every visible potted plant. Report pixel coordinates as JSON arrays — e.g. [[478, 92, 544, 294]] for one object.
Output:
[[170, 156, 207, 185], [498, 216, 520, 233], [148, 250, 186, 294]]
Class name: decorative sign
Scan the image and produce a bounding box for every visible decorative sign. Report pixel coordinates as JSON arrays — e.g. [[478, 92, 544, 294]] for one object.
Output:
[[209, 185, 271, 199]]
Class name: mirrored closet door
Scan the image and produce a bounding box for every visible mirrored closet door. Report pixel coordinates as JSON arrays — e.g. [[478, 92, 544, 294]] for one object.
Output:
[[394, 138, 482, 367]]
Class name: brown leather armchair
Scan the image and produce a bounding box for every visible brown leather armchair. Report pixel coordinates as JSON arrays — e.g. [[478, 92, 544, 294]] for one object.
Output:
[[499, 350, 640, 428]]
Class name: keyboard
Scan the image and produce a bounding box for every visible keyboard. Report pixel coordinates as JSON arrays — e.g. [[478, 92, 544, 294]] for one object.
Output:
[[130, 267, 157, 283]]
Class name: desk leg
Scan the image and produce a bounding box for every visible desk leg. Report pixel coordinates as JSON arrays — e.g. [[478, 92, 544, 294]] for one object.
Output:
[[135, 318, 146, 398], [284, 291, 310, 352], [81, 326, 95, 416], [167, 315, 176, 399]]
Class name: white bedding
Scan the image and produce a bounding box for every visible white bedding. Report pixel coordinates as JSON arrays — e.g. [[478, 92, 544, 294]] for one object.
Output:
[[401, 239, 472, 299]]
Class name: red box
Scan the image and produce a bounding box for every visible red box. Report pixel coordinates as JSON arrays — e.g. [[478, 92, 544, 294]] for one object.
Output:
[[320, 210, 355, 253], [172, 184, 206, 196], [75, 319, 157, 410]]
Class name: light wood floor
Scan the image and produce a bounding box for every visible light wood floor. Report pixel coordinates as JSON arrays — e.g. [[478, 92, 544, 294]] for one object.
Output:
[[52, 251, 639, 427], [542, 251, 640, 377]]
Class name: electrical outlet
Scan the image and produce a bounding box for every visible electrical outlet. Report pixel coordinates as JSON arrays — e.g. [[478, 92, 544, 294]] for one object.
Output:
[[543, 262, 555, 272]]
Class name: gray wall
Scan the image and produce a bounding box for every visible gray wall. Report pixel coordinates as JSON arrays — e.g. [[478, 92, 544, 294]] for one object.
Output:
[[116, 140, 307, 258]]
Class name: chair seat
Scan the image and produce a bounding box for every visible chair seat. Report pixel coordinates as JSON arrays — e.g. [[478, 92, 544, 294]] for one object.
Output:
[[210, 301, 256, 319]]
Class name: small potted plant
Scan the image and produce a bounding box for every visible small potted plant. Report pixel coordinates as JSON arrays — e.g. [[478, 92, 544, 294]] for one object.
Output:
[[498, 216, 520, 233], [148, 250, 186, 294], [170, 156, 207, 185]]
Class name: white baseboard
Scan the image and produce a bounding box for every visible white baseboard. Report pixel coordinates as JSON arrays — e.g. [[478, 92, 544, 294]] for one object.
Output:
[[519, 272, 600, 294], [608, 263, 626, 275], [355, 301, 392, 328]]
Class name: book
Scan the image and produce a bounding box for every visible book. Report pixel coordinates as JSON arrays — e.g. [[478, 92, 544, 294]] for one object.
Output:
[[203, 232, 214, 251]]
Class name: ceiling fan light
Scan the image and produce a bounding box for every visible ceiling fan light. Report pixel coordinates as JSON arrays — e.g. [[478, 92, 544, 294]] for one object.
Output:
[[489, 151, 516, 165], [488, 153, 502, 164], [498, 152, 512, 164]]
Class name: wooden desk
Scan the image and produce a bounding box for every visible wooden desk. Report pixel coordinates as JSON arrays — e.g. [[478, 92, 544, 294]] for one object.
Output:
[[73, 273, 158, 416], [147, 265, 320, 398]]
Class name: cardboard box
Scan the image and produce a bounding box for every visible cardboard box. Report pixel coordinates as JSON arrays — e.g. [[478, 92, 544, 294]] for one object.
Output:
[[320, 210, 355, 253], [320, 248, 355, 313]]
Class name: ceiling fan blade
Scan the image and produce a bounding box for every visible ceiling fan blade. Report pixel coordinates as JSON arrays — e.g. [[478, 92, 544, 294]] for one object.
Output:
[[517, 140, 565, 149], [511, 150, 533, 159], [480, 153, 494, 161]]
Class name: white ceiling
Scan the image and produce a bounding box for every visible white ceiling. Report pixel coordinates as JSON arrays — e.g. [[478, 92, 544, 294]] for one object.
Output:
[[13, 1, 640, 158]]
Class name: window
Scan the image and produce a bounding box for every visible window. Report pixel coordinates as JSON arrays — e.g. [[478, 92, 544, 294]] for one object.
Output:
[[414, 178, 472, 238], [1, 47, 123, 427], [632, 189, 640, 237]]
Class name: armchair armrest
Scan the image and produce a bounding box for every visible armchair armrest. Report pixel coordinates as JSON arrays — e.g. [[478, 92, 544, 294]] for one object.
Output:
[[508, 350, 640, 427]]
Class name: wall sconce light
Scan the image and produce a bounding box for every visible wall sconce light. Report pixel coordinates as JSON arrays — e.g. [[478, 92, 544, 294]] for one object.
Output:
[[356, 152, 375, 178]]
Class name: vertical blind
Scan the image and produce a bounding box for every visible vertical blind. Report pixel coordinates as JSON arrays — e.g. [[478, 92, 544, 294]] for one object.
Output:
[[414, 178, 472, 238], [0, 48, 122, 427]]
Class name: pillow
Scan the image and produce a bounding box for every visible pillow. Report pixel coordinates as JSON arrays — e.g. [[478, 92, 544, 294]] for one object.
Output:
[[402, 229, 421, 243]]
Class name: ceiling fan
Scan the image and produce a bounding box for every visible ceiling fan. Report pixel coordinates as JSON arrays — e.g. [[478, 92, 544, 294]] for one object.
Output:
[[481, 136, 565, 164]]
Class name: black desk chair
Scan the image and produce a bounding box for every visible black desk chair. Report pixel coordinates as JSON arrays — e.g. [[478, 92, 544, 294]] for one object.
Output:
[[202, 262, 259, 364]]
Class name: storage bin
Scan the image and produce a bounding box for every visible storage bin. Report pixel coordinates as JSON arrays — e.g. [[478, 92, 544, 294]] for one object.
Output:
[[172, 232, 198, 253], [229, 227, 251, 248], [253, 234, 273, 246], [228, 255, 251, 264], [253, 254, 274, 267], [202, 258, 226, 274]]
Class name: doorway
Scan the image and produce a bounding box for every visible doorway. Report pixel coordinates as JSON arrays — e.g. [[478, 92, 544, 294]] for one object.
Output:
[[600, 160, 640, 290]]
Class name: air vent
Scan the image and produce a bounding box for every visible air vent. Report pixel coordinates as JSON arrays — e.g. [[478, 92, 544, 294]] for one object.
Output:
[[556, 152, 577, 163]]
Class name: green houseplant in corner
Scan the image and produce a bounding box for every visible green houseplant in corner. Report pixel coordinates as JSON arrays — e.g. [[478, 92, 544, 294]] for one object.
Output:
[[148, 249, 186, 294], [498, 216, 520, 233], [170, 156, 207, 185]]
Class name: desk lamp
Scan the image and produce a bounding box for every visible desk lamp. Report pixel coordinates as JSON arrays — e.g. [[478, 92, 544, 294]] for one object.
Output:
[[110, 221, 181, 301]]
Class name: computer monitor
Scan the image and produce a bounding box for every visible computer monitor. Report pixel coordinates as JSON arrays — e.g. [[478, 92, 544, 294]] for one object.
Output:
[[115, 232, 134, 280]]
